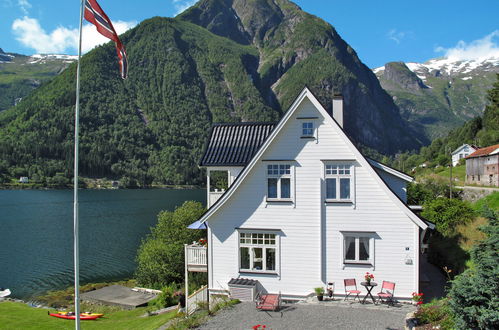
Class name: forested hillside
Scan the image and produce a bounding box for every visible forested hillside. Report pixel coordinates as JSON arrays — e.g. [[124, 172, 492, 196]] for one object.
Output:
[[0, 49, 75, 112], [0, 0, 424, 186], [374, 58, 498, 140], [388, 74, 499, 172]]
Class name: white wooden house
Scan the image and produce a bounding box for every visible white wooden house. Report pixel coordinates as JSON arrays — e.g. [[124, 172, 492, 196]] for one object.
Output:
[[195, 87, 433, 301], [451, 144, 477, 167]]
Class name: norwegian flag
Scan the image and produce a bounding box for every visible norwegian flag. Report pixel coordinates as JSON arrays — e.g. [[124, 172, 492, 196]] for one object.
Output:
[[84, 0, 128, 79]]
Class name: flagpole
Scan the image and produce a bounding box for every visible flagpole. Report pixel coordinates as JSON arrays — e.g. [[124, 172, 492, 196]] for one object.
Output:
[[74, 1, 85, 329]]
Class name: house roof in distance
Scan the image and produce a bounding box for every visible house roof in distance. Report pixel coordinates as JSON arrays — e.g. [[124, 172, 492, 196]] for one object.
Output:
[[466, 143, 499, 159], [451, 144, 478, 155], [199, 122, 275, 166]]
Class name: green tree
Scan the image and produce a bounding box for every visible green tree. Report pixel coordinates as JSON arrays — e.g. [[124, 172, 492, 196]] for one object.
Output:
[[448, 215, 499, 329], [422, 198, 475, 237], [135, 201, 206, 288]]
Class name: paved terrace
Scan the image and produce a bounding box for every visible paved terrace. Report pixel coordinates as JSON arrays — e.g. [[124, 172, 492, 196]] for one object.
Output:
[[80, 285, 157, 310], [199, 299, 415, 330]]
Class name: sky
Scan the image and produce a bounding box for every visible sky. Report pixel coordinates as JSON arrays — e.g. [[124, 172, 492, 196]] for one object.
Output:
[[1, 0, 498, 68]]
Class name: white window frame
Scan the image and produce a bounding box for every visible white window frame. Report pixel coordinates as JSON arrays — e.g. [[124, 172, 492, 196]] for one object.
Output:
[[324, 163, 354, 203], [266, 164, 293, 202], [341, 232, 375, 265], [238, 230, 280, 274], [301, 122, 314, 137]]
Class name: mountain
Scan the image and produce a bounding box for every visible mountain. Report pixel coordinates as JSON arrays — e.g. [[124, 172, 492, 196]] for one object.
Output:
[[384, 74, 499, 175], [179, 0, 425, 150], [0, 0, 425, 186], [374, 56, 499, 140], [0, 49, 76, 111]]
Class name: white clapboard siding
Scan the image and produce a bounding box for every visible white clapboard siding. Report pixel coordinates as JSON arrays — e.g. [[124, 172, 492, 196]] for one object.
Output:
[[208, 95, 421, 299]]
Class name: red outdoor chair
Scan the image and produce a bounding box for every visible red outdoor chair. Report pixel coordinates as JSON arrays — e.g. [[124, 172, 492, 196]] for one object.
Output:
[[255, 291, 281, 312], [344, 279, 361, 302], [377, 281, 396, 306]]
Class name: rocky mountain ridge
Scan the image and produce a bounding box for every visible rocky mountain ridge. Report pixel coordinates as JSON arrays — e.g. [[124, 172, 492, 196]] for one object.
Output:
[[0, 0, 433, 185], [374, 56, 499, 139]]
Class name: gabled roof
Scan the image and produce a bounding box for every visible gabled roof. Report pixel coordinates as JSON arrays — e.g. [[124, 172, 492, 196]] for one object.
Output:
[[199, 122, 275, 166], [466, 144, 499, 159], [198, 87, 429, 230], [451, 144, 478, 155], [366, 158, 413, 182]]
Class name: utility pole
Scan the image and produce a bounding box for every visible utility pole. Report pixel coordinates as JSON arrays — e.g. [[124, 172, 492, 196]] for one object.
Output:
[[449, 148, 453, 199]]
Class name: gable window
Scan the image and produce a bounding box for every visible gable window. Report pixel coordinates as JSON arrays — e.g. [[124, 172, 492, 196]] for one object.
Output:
[[342, 232, 374, 265], [325, 164, 352, 202], [239, 232, 278, 273], [302, 122, 314, 137], [267, 164, 292, 200]]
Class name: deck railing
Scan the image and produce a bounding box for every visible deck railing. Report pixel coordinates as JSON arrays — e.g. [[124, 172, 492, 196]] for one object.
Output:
[[187, 285, 208, 315], [209, 191, 224, 207], [186, 245, 207, 266]]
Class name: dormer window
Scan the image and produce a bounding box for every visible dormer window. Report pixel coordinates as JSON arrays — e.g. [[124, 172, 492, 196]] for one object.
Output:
[[267, 164, 292, 201], [302, 122, 314, 137]]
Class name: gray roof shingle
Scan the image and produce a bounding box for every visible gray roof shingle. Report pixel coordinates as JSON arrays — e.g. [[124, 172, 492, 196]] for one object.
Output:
[[199, 122, 275, 166]]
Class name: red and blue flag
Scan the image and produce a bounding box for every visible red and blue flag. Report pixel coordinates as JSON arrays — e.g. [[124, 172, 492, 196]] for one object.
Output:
[[84, 0, 128, 79]]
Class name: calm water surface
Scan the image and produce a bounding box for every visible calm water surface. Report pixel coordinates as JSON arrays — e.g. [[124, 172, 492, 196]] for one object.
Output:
[[0, 189, 205, 299]]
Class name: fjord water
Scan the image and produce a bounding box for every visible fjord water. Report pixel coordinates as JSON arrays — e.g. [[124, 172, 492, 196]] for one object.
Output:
[[0, 189, 205, 300]]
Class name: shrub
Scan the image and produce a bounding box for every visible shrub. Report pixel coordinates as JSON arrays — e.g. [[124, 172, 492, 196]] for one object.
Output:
[[414, 299, 455, 329], [135, 201, 206, 288], [148, 283, 180, 310], [448, 216, 499, 329], [422, 198, 475, 237]]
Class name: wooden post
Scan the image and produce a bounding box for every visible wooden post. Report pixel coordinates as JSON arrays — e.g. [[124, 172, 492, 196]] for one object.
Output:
[[450, 162, 453, 199], [206, 169, 211, 208], [184, 244, 188, 315]]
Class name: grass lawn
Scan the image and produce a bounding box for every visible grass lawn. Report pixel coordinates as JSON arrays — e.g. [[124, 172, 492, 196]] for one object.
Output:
[[429, 165, 466, 185], [0, 302, 176, 330], [472, 191, 499, 212]]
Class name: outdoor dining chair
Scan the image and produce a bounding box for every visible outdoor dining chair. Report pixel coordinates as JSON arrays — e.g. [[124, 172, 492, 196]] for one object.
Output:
[[255, 291, 281, 312], [377, 281, 396, 306], [343, 279, 361, 302]]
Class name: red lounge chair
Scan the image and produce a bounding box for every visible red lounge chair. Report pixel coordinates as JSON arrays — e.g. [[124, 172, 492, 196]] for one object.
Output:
[[255, 292, 281, 311], [344, 279, 361, 302], [377, 281, 396, 306]]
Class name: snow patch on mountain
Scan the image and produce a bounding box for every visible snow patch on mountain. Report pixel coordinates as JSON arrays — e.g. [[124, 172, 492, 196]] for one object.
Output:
[[374, 56, 499, 83], [28, 54, 78, 64]]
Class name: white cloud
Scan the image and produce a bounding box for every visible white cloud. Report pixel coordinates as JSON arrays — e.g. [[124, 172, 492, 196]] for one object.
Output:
[[18, 0, 31, 15], [172, 0, 197, 15], [12, 16, 136, 54], [435, 30, 499, 61], [387, 29, 406, 44], [82, 20, 137, 53]]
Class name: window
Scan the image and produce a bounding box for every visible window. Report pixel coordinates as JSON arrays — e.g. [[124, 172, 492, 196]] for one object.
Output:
[[325, 164, 352, 201], [343, 233, 374, 264], [239, 232, 278, 273], [302, 122, 314, 137], [267, 164, 292, 200]]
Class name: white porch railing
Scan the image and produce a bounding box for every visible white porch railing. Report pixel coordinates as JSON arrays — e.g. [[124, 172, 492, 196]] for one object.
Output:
[[209, 191, 224, 207], [187, 285, 208, 315], [186, 245, 207, 267]]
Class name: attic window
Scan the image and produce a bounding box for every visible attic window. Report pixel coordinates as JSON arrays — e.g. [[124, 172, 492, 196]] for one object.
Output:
[[302, 122, 314, 137]]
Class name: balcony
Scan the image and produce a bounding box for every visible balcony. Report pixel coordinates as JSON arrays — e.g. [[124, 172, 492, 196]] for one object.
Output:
[[185, 244, 207, 272], [209, 189, 225, 207]]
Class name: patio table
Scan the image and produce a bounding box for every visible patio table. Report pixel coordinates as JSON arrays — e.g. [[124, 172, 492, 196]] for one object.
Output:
[[360, 281, 377, 304]]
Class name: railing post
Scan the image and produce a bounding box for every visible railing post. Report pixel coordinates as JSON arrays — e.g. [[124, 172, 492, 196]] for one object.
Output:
[[184, 244, 188, 315]]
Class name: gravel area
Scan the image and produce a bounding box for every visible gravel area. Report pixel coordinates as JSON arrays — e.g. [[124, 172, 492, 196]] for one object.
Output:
[[198, 300, 414, 330]]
